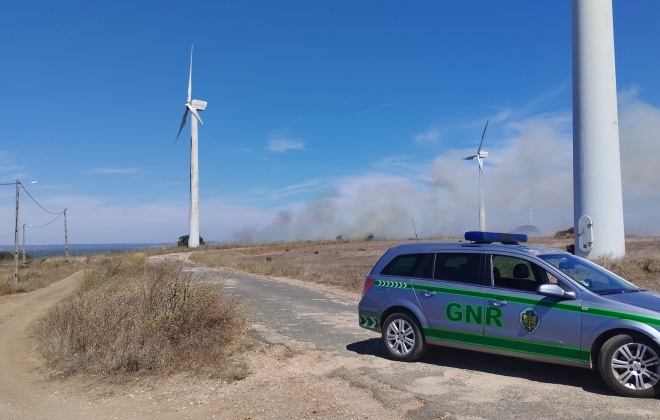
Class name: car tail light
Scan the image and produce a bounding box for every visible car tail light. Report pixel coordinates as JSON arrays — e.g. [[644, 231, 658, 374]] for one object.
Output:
[[361, 276, 375, 296]]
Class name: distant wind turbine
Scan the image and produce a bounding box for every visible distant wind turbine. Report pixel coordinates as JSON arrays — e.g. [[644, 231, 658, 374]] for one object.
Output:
[[463, 120, 489, 232], [176, 45, 207, 248]]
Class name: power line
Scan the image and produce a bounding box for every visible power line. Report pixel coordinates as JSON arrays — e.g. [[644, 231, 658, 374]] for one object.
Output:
[[20, 184, 64, 215], [25, 213, 64, 229]]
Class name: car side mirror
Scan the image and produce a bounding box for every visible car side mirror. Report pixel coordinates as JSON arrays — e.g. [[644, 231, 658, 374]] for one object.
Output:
[[537, 283, 576, 300]]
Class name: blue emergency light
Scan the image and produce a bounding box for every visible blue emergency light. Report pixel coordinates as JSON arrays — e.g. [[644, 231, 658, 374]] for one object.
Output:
[[464, 231, 528, 244]]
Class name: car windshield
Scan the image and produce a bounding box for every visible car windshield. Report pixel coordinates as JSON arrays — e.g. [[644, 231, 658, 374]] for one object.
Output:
[[538, 254, 641, 295]]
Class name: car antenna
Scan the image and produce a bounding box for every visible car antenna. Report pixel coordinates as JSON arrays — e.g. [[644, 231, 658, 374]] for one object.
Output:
[[412, 219, 419, 243]]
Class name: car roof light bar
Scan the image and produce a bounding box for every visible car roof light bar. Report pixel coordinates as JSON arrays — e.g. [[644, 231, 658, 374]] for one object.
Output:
[[464, 231, 528, 245]]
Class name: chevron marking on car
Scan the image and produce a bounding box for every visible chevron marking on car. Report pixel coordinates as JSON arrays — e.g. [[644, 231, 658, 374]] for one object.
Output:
[[359, 315, 379, 330], [375, 279, 411, 289]]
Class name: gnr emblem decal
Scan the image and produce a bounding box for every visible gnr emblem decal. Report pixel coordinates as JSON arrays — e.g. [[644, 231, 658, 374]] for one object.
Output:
[[520, 307, 541, 334]]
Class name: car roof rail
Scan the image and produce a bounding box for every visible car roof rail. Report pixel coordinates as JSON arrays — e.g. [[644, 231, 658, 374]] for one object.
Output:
[[464, 231, 528, 245]]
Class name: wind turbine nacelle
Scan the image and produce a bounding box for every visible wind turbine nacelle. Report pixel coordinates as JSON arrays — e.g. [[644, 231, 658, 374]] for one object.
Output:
[[478, 151, 488, 158], [191, 99, 207, 111]]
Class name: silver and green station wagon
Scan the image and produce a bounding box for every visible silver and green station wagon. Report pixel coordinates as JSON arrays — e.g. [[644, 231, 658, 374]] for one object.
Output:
[[358, 231, 660, 398]]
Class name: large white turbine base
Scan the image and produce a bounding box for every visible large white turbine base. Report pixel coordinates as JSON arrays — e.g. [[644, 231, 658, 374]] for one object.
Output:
[[572, 0, 625, 258]]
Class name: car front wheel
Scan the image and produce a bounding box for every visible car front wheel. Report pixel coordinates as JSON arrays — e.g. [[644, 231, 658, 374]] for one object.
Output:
[[382, 312, 426, 362], [598, 333, 660, 398]]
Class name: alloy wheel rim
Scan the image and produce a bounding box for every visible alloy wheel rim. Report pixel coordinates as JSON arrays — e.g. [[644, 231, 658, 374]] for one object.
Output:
[[386, 319, 415, 355], [610, 342, 660, 390]]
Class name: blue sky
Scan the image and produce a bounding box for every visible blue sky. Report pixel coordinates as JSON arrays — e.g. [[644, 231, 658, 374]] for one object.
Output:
[[1, 1, 659, 245]]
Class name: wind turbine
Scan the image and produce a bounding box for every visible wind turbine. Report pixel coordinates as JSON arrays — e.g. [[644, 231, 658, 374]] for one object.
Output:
[[463, 120, 489, 232], [176, 45, 207, 248]]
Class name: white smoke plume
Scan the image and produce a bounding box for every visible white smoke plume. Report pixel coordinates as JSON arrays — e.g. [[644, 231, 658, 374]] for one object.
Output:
[[231, 92, 660, 242]]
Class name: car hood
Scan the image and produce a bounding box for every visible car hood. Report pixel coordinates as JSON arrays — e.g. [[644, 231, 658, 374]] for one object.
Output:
[[606, 290, 660, 313]]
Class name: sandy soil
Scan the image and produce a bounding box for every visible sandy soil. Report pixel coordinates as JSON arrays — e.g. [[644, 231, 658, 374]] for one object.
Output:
[[0, 269, 409, 420]]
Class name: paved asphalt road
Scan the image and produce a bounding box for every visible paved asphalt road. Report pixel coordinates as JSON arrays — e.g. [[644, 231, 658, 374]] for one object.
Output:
[[183, 260, 660, 420]]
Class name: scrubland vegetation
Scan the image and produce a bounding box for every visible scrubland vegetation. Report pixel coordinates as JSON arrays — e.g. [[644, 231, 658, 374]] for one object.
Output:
[[0, 255, 86, 296], [33, 253, 249, 380], [593, 238, 660, 291], [189, 239, 385, 292]]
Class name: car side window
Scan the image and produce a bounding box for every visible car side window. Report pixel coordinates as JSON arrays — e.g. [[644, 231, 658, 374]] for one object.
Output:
[[380, 253, 426, 277], [433, 253, 481, 285], [491, 255, 544, 292]]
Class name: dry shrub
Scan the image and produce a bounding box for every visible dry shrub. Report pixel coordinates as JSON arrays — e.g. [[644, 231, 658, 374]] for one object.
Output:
[[594, 251, 660, 291], [190, 241, 391, 293], [0, 257, 86, 296], [0, 275, 11, 295], [34, 254, 249, 380]]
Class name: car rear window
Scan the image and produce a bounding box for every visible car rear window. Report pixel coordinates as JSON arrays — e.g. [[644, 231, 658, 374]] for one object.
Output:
[[380, 253, 426, 277]]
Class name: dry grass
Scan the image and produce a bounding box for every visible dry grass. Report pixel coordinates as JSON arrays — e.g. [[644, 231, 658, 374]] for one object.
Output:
[[0, 256, 87, 296], [190, 239, 397, 292], [593, 238, 660, 291], [190, 237, 660, 293], [33, 253, 250, 380]]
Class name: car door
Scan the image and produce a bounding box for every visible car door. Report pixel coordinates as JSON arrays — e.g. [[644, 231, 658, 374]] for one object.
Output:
[[412, 252, 486, 348], [484, 253, 584, 364]]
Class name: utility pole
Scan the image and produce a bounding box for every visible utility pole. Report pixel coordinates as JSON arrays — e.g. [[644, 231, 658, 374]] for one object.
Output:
[[14, 180, 19, 284], [22, 223, 26, 263], [12, 180, 37, 283], [64, 208, 69, 262]]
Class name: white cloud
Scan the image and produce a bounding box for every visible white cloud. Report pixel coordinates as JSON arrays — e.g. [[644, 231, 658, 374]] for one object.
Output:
[[351, 103, 394, 117], [270, 178, 334, 199], [267, 138, 305, 152], [414, 127, 441, 144]]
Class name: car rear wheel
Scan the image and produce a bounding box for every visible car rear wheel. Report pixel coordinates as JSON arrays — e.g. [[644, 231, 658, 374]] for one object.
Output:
[[382, 312, 426, 362], [598, 333, 660, 398]]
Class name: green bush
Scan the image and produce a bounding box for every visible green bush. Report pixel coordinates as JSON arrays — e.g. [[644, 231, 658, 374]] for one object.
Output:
[[177, 234, 205, 247]]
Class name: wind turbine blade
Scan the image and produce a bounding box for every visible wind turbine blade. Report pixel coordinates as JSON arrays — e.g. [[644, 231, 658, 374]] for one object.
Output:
[[463, 155, 476, 160], [477, 157, 484, 171], [477, 120, 489, 153], [175, 108, 189, 142], [188, 104, 204, 125], [188, 46, 193, 103]]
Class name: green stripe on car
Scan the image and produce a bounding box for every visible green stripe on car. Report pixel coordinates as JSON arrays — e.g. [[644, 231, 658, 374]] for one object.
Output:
[[424, 326, 589, 363]]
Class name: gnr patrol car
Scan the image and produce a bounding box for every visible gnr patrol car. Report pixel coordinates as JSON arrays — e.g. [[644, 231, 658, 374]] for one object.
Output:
[[358, 231, 660, 398]]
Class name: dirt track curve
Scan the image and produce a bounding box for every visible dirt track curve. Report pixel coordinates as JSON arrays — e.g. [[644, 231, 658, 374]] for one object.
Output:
[[0, 271, 89, 419]]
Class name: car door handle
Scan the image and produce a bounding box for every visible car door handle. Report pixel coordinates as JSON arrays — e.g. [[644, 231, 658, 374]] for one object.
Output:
[[423, 291, 436, 297], [491, 300, 507, 307]]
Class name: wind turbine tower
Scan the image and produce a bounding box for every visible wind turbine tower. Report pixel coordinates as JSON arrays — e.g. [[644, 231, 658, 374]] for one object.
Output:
[[572, 0, 625, 258], [464, 120, 489, 231], [176, 46, 207, 248]]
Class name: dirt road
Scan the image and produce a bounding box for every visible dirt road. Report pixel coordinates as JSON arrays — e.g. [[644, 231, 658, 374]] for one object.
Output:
[[0, 271, 85, 419]]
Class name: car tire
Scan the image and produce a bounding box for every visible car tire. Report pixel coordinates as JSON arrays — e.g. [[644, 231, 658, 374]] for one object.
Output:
[[598, 333, 660, 398], [382, 312, 426, 362]]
